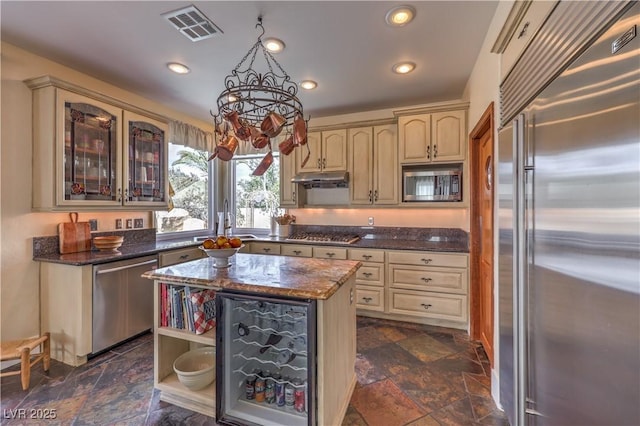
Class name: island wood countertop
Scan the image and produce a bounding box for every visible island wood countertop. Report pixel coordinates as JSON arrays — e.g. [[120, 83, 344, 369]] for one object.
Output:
[[142, 253, 362, 300]]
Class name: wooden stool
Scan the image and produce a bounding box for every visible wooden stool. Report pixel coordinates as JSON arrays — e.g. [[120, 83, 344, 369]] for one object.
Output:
[[0, 332, 50, 390]]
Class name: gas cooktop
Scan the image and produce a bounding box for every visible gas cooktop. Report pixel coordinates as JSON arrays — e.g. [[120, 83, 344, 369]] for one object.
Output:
[[286, 232, 361, 245]]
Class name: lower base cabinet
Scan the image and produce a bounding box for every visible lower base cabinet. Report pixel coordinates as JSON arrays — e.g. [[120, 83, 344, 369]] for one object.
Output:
[[152, 276, 357, 424]]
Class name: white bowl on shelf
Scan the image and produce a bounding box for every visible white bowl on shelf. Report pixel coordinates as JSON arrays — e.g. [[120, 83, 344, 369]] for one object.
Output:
[[172, 347, 216, 391], [199, 244, 244, 268]]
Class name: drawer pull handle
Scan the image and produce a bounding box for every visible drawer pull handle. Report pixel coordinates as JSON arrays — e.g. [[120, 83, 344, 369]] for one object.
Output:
[[293, 250, 302, 255], [326, 252, 335, 257], [518, 21, 530, 39], [263, 248, 271, 253], [421, 303, 433, 310], [421, 258, 432, 264], [179, 254, 189, 259], [362, 272, 373, 278], [362, 254, 372, 260], [362, 297, 373, 303], [420, 277, 432, 283]]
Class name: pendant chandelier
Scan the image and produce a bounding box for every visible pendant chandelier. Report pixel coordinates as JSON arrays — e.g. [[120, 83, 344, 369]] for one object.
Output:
[[210, 16, 309, 175]]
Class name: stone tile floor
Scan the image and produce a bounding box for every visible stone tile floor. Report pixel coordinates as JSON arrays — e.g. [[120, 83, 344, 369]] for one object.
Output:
[[0, 317, 507, 425]]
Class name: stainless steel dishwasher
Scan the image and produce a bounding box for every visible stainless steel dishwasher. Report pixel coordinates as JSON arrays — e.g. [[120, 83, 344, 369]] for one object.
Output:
[[92, 255, 157, 354]]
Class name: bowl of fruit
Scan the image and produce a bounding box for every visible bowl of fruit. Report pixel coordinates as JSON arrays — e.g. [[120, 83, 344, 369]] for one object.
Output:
[[199, 236, 244, 268]]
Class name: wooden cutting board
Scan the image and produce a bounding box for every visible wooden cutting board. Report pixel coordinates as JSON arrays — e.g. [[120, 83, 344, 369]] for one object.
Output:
[[58, 212, 92, 254]]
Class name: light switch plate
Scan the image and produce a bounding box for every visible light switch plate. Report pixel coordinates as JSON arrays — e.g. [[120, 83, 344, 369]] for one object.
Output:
[[115, 219, 123, 229], [89, 219, 98, 231], [126, 219, 133, 229], [134, 218, 143, 228], [368, 217, 374, 226]]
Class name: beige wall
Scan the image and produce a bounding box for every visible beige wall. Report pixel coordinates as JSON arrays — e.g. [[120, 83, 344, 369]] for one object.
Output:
[[0, 42, 212, 343], [462, 0, 515, 408]]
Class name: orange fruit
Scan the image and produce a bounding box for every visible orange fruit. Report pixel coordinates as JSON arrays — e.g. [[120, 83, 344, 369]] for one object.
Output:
[[202, 238, 215, 249], [221, 242, 232, 249], [229, 237, 242, 248], [216, 236, 228, 247]]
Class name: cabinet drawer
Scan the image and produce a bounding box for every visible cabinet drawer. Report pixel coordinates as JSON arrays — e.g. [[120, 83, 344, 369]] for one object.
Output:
[[348, 248, 384, 263], [281, 244, 313, 258], [388, 264, 467, 294], [501, 1, 556, 78], [250, 243, 281, 255], [387, 251, 468, 268], [159, 247, 202, 267], [356, 286, 384, 312], [312, 247, 347, 260], [389, 290, 467, 322], [356, 263, 384, 287]]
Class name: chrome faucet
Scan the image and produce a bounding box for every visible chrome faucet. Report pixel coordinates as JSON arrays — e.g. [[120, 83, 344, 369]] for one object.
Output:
[[223, 198, 231, 237]]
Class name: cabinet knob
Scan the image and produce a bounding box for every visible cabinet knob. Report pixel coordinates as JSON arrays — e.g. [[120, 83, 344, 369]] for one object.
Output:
[[322, 158, 327, 168], [317, 158, 322, 168], [420, 303, 433, 310], [117, 187, 122, 202], [292, 190, 296, 203], [433, 144, 438, 158], [362, 297, 373, 303], [368, 190, 373, 203], [374, 190, 379, 202], [426, 145, 431, 160], [421, 258, 432, 264], [421, 277, 432, 282]]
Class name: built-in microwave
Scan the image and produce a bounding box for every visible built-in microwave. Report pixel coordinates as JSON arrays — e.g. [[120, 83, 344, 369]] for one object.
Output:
[[402, 164, 462, 202]]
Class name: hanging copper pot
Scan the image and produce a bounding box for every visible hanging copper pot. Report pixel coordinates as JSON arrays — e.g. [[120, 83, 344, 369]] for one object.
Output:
[[260, 111, 286, 138], [226, 110, 252, 141], [278, 135, 295, 156], [252, 151, 274, 176], [293, 114, 307, 146], [251, 128, 271, 149], [299, 142, 311, 168], [217, 135, 239, 161]]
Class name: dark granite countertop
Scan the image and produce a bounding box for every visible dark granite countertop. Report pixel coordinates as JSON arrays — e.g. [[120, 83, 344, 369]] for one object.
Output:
[[143, 254, 361, 300], [33, 226, 468, 266]]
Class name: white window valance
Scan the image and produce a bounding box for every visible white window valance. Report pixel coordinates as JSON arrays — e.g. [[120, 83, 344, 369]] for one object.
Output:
[[168, 120, 215, 152], [235, 135, 282, 156]]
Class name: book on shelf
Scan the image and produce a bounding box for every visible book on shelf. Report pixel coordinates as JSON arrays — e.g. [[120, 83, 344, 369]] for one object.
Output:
[[159, 283, 216, 334]]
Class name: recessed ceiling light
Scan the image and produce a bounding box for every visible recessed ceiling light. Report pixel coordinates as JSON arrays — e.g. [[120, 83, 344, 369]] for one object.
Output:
[[392, 62, 416, 74], [300, 80, 318, 90], [263, 38, 285, 53], [385, 5, 416, 27], [167, 62, 190, 74]]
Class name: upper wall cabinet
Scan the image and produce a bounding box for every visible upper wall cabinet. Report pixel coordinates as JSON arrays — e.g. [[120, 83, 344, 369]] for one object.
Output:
[[349, 125, 398, 205], [279, 137, 300, 207], [398, 109, 466, 164], [26, 76, 169, 211], [297, 129, 347, 172]]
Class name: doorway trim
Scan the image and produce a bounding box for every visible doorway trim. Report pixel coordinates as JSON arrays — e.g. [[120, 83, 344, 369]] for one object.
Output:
[[469, 102, 495, 360]]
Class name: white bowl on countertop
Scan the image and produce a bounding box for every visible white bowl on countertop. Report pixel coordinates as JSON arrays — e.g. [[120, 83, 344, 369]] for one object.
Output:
[[199, 244, 244, 268]]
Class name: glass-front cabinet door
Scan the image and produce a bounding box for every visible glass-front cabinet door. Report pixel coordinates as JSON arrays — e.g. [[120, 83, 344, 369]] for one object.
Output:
[[58, 91, 123, 207], [123, 111, 168, 207]]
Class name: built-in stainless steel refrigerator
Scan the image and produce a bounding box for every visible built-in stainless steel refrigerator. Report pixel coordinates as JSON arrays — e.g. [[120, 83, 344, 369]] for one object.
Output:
[[216, 292, 316, 426], [498, 2, 639, 425]]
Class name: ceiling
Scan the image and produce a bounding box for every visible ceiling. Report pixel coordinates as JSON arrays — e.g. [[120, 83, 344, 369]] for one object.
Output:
[[1, 1, 499, 123]]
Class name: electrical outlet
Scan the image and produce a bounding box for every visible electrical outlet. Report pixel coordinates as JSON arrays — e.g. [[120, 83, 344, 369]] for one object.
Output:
[[126, 219, 133, 229], [89, 219, 98, 231], [115, 219, 123, 229], [368, 216, 374, 226], [134, 218, 143, 228]]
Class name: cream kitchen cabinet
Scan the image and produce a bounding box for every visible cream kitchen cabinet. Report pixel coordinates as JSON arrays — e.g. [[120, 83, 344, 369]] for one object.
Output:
[[26, 76, 169, 211], [348, 248, 385, 312], [349, 125, 398, 205], [279, 144, 299, 207], [297, 129, 347, 172], [280, 244, 313, 257], [158, 246, 205, 267], [250, 242, 281, 255], [386, 250, 468, 328], [398, 109, 466, 164]]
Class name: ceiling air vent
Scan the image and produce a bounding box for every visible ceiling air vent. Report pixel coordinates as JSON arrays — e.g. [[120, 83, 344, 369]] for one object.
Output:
[[162, 5, 222, 42]]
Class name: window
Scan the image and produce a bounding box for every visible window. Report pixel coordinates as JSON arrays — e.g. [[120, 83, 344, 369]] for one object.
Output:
[[232, 153, 280, 232], [155, 143, 211, 236]]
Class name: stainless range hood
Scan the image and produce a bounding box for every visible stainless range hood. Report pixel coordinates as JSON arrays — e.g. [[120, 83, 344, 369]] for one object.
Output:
[[291, 171, 349, 188]]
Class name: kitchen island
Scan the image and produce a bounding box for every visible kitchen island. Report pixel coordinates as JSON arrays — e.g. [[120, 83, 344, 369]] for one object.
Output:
[[142, 253, 361, 425]]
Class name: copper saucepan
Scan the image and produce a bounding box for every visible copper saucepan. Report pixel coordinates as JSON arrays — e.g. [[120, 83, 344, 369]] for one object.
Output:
[[293, 114, 307, 146], [251, 129, 271, 149], [278, 135, 295, 156], [261, 111, 286, 138], [217, 135, 239, 161], [252, 151, 274, 176], [226, 111, 252, 141]]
